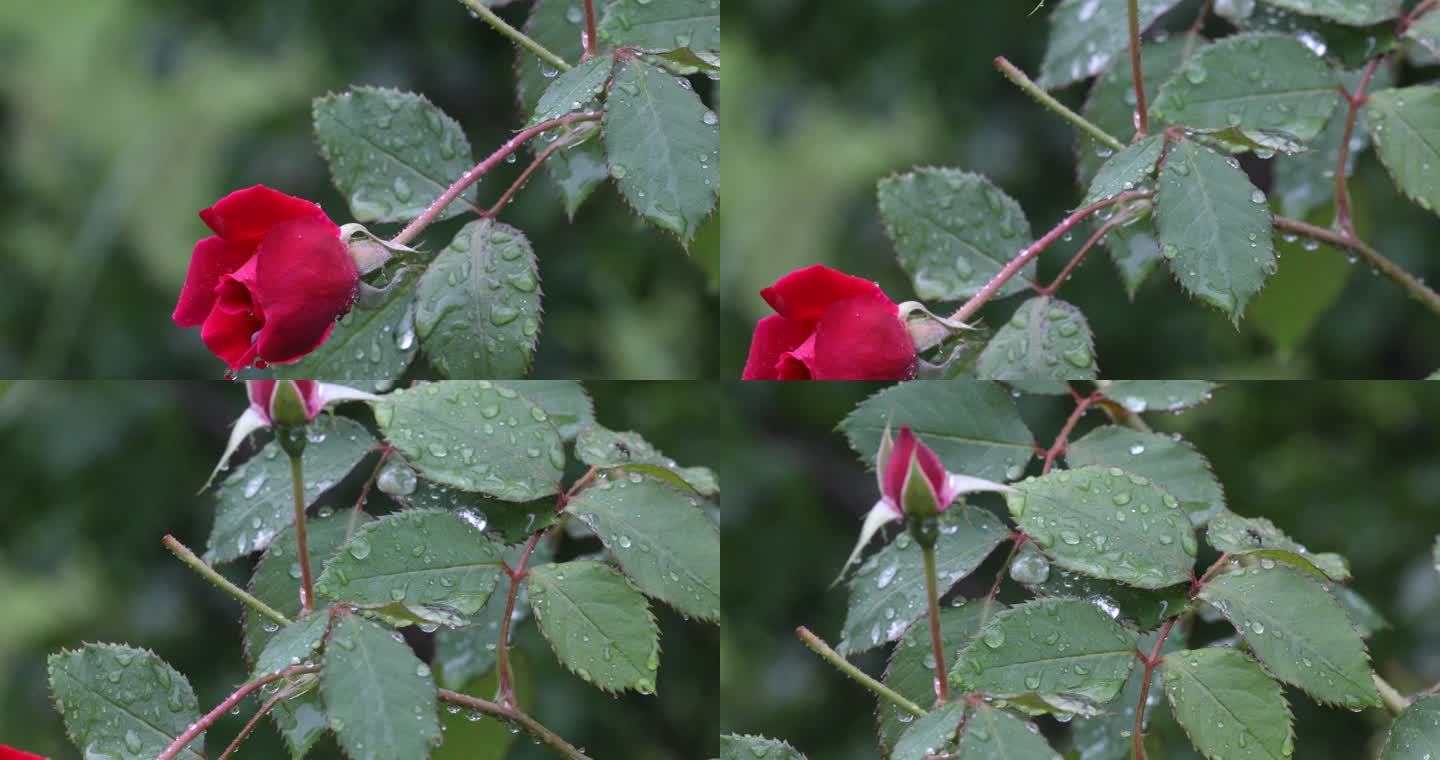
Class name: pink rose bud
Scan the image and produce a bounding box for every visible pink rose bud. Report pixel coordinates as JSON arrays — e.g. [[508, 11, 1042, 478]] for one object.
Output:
[[247, 380, 324, 427], [880, 426, 951, 519]]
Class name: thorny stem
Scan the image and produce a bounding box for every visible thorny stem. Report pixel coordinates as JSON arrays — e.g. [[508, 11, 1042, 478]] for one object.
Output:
[[162, 535, 292, 627], [1183, 0, 1210, 60], [581, 0, 599, 59], [439, 689, 594, 759], [1334, 57, 1382, 238], [1131, 617, 1178, 760], [1126, 0, 1149, 136], [921, 544, 952, 703], [994, 57, 1126, 153], [1037, 215, 1128, 295], [796, 626, 928, 718], [217, 684, 294, 760], [949, 192, 1149, 324], [486, 132, 577, 218], [459, 0, 572, 73], [156, 665, 320, 760], [1043, 390, 1101, 474], [498, 531, 545, 708], [391, 112, 601, 247], [347, 447, 392, 541], [1273, 217, 1440, 318], [978, 535, 1026, 633], [288, 451, 316, 615]]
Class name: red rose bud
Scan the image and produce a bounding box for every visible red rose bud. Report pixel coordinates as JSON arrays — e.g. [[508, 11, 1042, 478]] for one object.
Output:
[[881, 426, 950, 518], [173, 186, 359, 372], [248, 380, 323, 427], [0, 746, 46, 760], [742, 265, 917, 380]]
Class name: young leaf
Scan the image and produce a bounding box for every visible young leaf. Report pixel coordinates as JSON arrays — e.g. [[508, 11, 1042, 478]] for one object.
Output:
[[1153, 137, 1277, 322], [950, 598, 1140, 705], [1161, 648, 1295, 760], [602, 56, 719, 247], [893, 701, 966, 760], [527, 55, 612, 128], [1206, 510, 1350, 580], [1098, 380, 1218, 413], [1380, 695, 1440, 759], [373, 380, 564, 502], [414, 220, 542, 379], [496, 381, 594, 441], [274, 268, 419, 393], [253, 613, 331, 679], [574, 424, 718, 495], [48, 644, 204, 759], [527, 560, 661, 694], [1007, 466, 1197, 588], [975, 295, 1098, 392], [880, 605, 996, 752], [206, 416, 376, 563], [315, 510, 506, 624], [876, 168, 1035, 302], [1406, 8, 1440, 57], [598, 0, 721, 52], [720, 735, 807, 760], [1038, 0, 1187, 89], [313, 87, 476, 223], [956, 703, 1062, 759], [1261, 0, 1401, 26], [1070, 627, 1184, 759], [1366, 86, 1440, 217], [840, 381, 1036, 483], [321, 614, 442, 760], [1197, 565, 1381, 708], [1066, 426, 1226, 526], [1084, 134, 1165, 206], [839, 506, 1008, 654]]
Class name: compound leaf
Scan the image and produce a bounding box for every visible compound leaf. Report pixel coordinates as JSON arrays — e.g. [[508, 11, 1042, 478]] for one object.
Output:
[[1099, 380, 1218, 413], [1161, 647, 1295, 760], [322, 614, 441, 760], [1018, 556, 1191, 630], [598, 0, 720, 52], [497, 381, 594, 441], [1079, 37, 1193, 184], [1038, 0, 1187, 89], [1380, 695, 1440, 759], [48, 644, 203, 759], [956, 703, 1062, 759], [1366, 86, 1440, 217], [1206, 510, 1350, 580], [575, 425, 718, 495], [894, 701, 966, 760], [275, 268, 419, 393], [253, 613, 331, 679], [528, 560, 660, 694], [720, 735, 807, 760], [975, 296, 1098, 392], [1084, 134, 1165, 206], [1262, 0, 1401, 26], [1066, 426, 1226, 526], [880, 605, 996, 752], [1070, 628, 1184, 759], [527, 55, 613, 128]]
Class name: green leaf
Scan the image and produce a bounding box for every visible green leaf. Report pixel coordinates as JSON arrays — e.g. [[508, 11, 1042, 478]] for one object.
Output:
[[1241, 4, 1399, 68], [315, 509, 506, 625], [1038, 0, 1187, 89], [1152, 34, 1342, 145], [876, 168, 1035, 301], [313, 87, 475, 223], [527, 560, 661, 693], [415, 220, 542, 379], [1105, 220, 1166, 300], [1078, 37, 1193, 185], [1334, 584, 1388, 637], [206, 415, 376, 563], [1216, 0, 1257, 23], [544, 139, 612, 219], [48, 644, 204, 759], [950, 598, 1139, 705], [527, 55, 612, 128], [1197, 565, 1380, 708], [254, 613, 331, 679], [1261, 0, 1401, 26], [1154, 137, 1277, 322], [839, 507, 1008, 654], [496, 381, 594, 441], [956, 703, 1062, 759], [574, 424, 718, 495], [374, 380, 565, 501], [275, 268, 419, 392], [432, 542, 551, 689], [880, 605, 996, 752], [1019, 558, 1190, 630], [1405, 8, 1440, 57], [1084, 134, 1165, 206], [720, 735, 807, 760], [975, 296, 1098, 391], [840, 382, 1036, 483], [406, 479, 558, 543], [1366, 86, 1440, 217], [1161, 647, 1295, 760], [1380, 695, 1440, 759], [894, 701, 966, 760], [602, 56, 719, 246], [1099, 380, 1219, 413], [1070, 627, 1184, 760], [1007, 466, 1197, 588], [1205, 510, 1350, 580], [321, 614, 441, 760], [598, 0, 720, 52], [567, 473, 719, 620], [1066, 426, 1226, 526]]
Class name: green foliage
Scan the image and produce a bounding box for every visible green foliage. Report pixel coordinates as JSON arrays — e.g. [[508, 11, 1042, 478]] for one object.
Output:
[[879, 604, 995, 752], [48, 644, 204, 759], [321, 613, 442, 760], [498, 381, 594, 441], [1019, 561, 1190, 630], [1098, 380, 1218, 412], [1077, 37, 1193, 185], [892, 701, 965, 760], [1206, 510, 1351, 580], [1261, 0, 1401, 26], [1272, 67, 1390, 219], [955, 703, 1061, 758], [1069, 627, 1183, 758], [1084, 134, 1164, 206], [975, 296, 1098, 390], [527, 560, 661, 694], [598, 0, 721, 52], [1065, 425, 1226, 525], [406, 479, 558, 543], [720, 734, 808, 760], [575, 424, 719, 495], [1366, 86, 1440, 216], [1161, 648, 1295, 760], [1038, 0, 1186, 89], [1406, 8, 1440, 56], [253, 613, 331, 679], [1380, 695, 1440, 759], [528, 55, 612, 128], [876, 168, 1035, 301], [275, 269, 420, 392]]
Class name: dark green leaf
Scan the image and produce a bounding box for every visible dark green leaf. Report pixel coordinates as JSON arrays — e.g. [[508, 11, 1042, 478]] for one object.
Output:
[[893, 701, 965, 760], [543, 139, 611, 219], [321, 614, 441, 760], [1078, 37, 1193, 185], [1366, 86, 1440, 217], [1379, 695, 1440, 759], [1019, 557, 1190, 630], [314, 87, 475, 223], [1154, 137, 1277, 322], [1105, 219, 1166, 300], [1272, 67, 1390, 218], [527, 560, 660, 693], [1161, 647, 1295, 760], [527, 55, 612, 128], [254, 613, 331, 679], [598, 0, 720, 51], [1206, 510, 1350, 580], [497, 380, 594, 441], [575, 424, 718, 495], [602, 56, 719, 246], [1241, 3, 1399, 67], [877, 168, 1035, 301], [1406, 8, 1440, 56], [880, 604, 996, 752], [720, 735, 807, 760], [406, 479, 557, 543], [1098, 380, 1219, 413], [1038, 0, 1187, 89], [956, 703, 1062, 759], [374, 380, 565, 501], [1070, 627, 1184, 760], [975, 296, 1098, 391], [206, 416, 376, 563], [1066, 426, 1226, 526], [1261, 0, 1401, 26], [275, 268, 419, 392], [48, 644, 204, 759], [839, 507, 1008, 654], [950, 598, 1139, 706], [840, 382, 1036, 482], [415, 220, 542, 379], [1007, 466, 1197, 588], [432, 542, 551, 689], [1197, 565, 1381, 708], [1084, 134, 1165, 206]]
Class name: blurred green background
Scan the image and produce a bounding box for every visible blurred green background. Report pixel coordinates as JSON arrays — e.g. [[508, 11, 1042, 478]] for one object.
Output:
[[0, 0, 718, 380], [721, 0, 1440, 379], [721, 381, 1440, 758], [0, 380, 722, 758]]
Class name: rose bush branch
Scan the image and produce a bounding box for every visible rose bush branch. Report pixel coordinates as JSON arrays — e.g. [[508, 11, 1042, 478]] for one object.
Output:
[[994, 57, 1125, 152], [218, 684, 294, 760], [497, 530, 545, 708], [458, 0, 572, 73], [1333, 57, 1382, 237], [1126, 0, 1148, 136], [485, 130, 582, 218], [795, 626, 928, 718], [439, 689, 593, 760], [1273, 217, 1440, 316], [162, 535, 292, 627], [1036, 213, 1132, 295], [156, 664, 321, 760], [581, 0, 599, 58]]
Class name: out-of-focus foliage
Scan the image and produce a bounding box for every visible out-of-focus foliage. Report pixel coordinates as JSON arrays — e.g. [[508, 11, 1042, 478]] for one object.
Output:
[[722, 381, 1440, 759], [0, 0, 717, 379], [0, 381, 721, 758], [722, 0, 1440, 378]]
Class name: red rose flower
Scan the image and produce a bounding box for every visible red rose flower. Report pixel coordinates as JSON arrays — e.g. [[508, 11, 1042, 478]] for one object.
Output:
[[247, 380, 323, 426], [0, 745, 47, 760], [173, 185, 358, 372], [741, 265, 916, 380]]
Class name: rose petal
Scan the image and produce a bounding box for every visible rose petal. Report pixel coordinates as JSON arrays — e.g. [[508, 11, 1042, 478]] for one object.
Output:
[[912, 440, 949, 509], [201, 303, 262, 371], [776, 333, 818, 380], [199, 185, 330, 243], [0, 745, 47, 760], [884, 426, 920, 504], [246, 380, 278, 423], [760, 264, 890, 322], [252, 217, 357, 364], [173, 236, 256, 327], [741, 314, 814, 380], [809, 295, 916, 380]]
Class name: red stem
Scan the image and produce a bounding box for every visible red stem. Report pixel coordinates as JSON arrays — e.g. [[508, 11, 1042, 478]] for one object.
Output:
[[1127, 0, 1149, 136], [1401, 0, 1438, 33], [497, 531, 544, 707], [1043, 391, 1100, 474], [218, 685, 292, 760], [581, 0, 599, 59], [1334, 57, 1381, 238], [922, 544, 951, 703], [976, 535, 1027, 633], [1037, 216, 1126, 295], [156, 665, 320, 760], [486, 134, 573, 218]]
